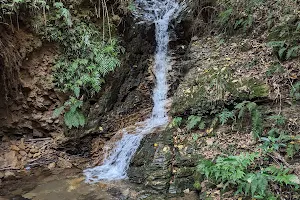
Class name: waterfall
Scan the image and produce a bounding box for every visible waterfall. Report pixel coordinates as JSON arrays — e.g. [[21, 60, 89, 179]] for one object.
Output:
[[84, 0, 182, 182]]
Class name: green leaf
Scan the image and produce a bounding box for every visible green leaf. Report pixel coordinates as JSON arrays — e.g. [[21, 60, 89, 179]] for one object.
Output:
[[267, 41, 285, 48], [170, 117, 182, 128], [219, 109, 235, 125], [289, 175, 300, 185], [74, 87, 80, 98], [286, 46, 300, 60], [186, 115, 202, 130], [278, 47, 286, 59], [53, 106, 65, 118], [53, 2, 63, 8], [198, 121, 206, 129]]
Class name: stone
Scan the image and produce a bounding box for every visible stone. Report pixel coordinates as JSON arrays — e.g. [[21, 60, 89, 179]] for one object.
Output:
[[33, 130, 43, 137], [183, 188, 190, 194], [2, 135, 9, 142], [0, 172, 4, 179], [19, 143, 26, 150], [4, 171, 15, 179], [10, 145, 20, 151], [30, 148, 38, 154], [206, 138, 214, 146], [19, 151, 27, 156], [33, 153, 41, 158], [47, 162, 56, 170], [57, 158, 72, 169], [0, 157, 5, 167], [4, 151, 18, 167]]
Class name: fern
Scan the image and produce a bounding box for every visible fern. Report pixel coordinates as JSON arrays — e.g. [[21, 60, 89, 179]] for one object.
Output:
[[169, 117, 182, 128], [235, 101, 249, 119], [286, 46, 300, 59], [286, 143, 300, 158], [237, 172, 268, 197], [268, 115, 286, 126], [219, 109, 235, 125], [234, 101, 262, 139], [186, 115, 202, 130], [197, 153, 259, 186], [218, 8, 233, 26], [290, 82, 300, 101], [197, 153, 299, 198], [251, 109, 263, 139], [264, 165, 300, 185]]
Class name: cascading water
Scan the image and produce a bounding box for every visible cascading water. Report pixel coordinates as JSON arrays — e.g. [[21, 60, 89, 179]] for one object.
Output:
[[84, 0, 182, 182]]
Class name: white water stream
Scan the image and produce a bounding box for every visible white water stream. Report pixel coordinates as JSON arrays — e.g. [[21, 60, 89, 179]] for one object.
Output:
[[84, 0, 182, 182]]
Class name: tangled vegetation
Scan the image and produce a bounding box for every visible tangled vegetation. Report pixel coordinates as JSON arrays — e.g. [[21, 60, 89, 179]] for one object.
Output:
[[1, 0, 125, 128], [38, 2, 121, 128]]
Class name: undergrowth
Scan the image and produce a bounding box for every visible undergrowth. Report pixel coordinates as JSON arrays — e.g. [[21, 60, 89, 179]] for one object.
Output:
[[190, 0, 300, 61], [37, 2, 121, 129], [0, 1, 122, 129], [172, 100, 300, 198], [196, 152, 299, 199]]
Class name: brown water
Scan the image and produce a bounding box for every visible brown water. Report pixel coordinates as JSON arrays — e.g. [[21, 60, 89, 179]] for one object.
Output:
[[0, 168, 198, 200], [0, 168, 129, 200]]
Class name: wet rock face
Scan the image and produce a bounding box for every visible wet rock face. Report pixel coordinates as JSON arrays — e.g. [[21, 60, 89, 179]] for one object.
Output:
[[128, 129, 199, 195], [0, 29, 63, 138], [128, 130, 173, 192]]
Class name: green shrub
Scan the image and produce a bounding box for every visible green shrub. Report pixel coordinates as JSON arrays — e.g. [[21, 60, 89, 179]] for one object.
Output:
[[54, 97, 85, 129], [37, 2, 121, 128]]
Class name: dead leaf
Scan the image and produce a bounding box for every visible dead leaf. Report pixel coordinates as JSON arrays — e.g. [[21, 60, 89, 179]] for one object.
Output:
[[206, 138, 214, 145]]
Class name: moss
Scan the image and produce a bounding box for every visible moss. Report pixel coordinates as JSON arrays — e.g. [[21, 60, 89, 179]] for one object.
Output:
[[175, 167, 196, 178], [230, 78, 269, 99], [248, 80, 269, 99], [171, 66, 269, 116]]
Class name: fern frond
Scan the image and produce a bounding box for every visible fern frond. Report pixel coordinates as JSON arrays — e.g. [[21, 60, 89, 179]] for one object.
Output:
[[219, 109, 235, 125], [251, 109, 263, 139], [186, 115, 202, 130]]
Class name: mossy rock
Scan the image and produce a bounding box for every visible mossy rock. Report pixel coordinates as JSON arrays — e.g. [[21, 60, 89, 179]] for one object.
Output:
[[171, 67, 269, 115]]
